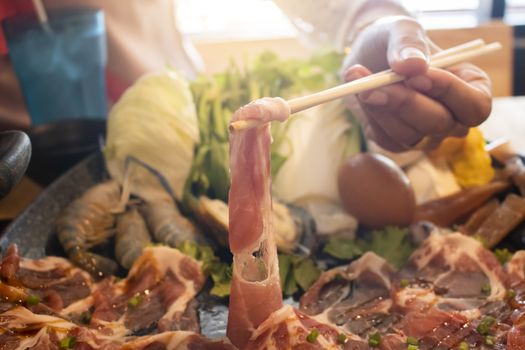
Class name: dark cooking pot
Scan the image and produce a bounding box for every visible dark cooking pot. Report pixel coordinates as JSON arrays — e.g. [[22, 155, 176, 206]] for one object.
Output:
[[0, 130, 31, 199]]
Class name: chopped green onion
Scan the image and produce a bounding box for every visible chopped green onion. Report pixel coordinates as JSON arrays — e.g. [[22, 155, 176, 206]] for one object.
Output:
[[494, 248, 513, 265], [481, 283, 491, 294], [26, 294, 40, 306], [506, 289, 516, 299], [337, 333, 347, 344], [473, 234, 487, 247], [128, 295, 142, 308], [369, 333, 381, 347], [407, 345, 418, 350], [476, 315, 496, 335], [306, 329, 319, 343], [485, 335, 496, 347], [400, 279, 410, 288], [59, 336, 76, 349], [458, 341, 469, 350], [80, 311, 92, 324], [406, 336, 418, 346]]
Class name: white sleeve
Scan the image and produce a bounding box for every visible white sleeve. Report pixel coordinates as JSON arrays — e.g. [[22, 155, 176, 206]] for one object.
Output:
[[273, 0, 411, 51]]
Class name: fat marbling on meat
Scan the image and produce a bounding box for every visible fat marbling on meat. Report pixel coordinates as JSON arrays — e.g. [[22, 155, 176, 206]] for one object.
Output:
[[227, 97, 290, 348], [299, 232, 525, 349], [0, 244, 228, 349]]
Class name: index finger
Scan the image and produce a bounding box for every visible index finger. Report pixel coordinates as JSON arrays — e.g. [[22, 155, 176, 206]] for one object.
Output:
[[405, 64, 492, 127]]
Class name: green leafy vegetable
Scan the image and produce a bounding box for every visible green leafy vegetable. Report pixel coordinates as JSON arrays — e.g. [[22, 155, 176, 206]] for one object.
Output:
[[278, 254, 321, 296], [323, 237, 362, 260], [177, 240, 232, 297], [364, 227, 415, 269], [105, 68, 200, 203], [184, 50, 356, 210], [323, 226, 416, 268], [278, 254, 298, 296]]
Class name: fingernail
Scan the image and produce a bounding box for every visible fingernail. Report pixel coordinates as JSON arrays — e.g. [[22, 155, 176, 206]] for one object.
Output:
[[360, 90, 388, 106], [400, 47, 427, 61], [407, 75, 432, 92]]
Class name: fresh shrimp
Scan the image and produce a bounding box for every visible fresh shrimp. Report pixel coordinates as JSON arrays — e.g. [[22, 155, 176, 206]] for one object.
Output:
[[56, 180, 128, 278], [115, 206, 152, 269], [142, 198, 202, 247]]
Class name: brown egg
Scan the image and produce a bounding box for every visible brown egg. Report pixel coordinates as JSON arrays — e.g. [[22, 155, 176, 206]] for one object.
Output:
[[338, 153, 416, 229]]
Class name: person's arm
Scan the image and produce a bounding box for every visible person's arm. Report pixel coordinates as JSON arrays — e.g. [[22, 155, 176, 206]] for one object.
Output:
[[342, 15, 492, 152], [274, 0, 492, 153]]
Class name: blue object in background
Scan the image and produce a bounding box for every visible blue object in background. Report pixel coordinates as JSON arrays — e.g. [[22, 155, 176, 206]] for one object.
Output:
[[2, 8, 107, 125]]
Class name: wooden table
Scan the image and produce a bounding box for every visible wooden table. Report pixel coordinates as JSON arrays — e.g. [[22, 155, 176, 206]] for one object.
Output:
[[480, 96, 525, 153]]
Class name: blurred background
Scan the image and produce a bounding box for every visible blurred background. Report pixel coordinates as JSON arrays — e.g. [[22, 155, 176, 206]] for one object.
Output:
[[177, 0, 524, 95], [0, 0, 523, 224]]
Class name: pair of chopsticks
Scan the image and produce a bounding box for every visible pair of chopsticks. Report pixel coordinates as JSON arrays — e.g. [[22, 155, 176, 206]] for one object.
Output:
[[230, 39, 501, 132]]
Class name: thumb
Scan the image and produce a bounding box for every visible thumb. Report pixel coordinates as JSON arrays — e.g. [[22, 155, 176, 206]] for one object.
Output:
[[387, 17, 430, 76]]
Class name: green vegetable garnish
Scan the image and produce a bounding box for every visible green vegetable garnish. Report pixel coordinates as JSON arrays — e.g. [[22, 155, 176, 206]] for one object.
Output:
[[323, 237, 362, 260], [324, 226, 416, 268], [294, 257, 321, 291], [407, 345, 418, 350], [337, 333, 347, 344], [485, 335, 496, 347], [481, 283, 491, 294], [458, 342, 469, 350], [369, 333, 381, 347], [26, 294, 40, 306], [400, 279, 410, 288], [306, 329, 319, 343], [279, 254, 298, 296], [208, 263, 233, 298], [406, 336, 418, 346], [177, 240, 233, 298], [278, 254, 321, 296], [494, 248, 513, 265], [59, 336, 76, 349], [476, 315, 496, 335], [128, 295, 142, 308], [80, 311, 92, 324], [506, 289, 516, 299]]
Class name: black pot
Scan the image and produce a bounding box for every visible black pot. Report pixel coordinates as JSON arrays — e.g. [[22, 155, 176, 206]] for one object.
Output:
[[26, 118, 106, 186], [0, 130, 32, 199]]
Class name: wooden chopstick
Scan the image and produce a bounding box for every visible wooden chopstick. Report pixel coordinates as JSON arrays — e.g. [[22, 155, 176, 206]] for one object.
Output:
[[229, 40, 501, 133]]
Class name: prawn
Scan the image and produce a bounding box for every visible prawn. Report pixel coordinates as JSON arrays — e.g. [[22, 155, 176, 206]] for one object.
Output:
[[142, 198, 202, 248], [115, 206, 152, 269], [56, 180, 129, 278]]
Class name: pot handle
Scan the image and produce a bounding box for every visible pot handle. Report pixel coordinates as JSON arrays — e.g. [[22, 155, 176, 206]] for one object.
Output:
[[0, 131, 31, 199]]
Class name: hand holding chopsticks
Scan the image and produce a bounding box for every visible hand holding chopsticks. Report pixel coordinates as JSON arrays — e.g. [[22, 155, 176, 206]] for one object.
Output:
[[230, 40, 501, 133]]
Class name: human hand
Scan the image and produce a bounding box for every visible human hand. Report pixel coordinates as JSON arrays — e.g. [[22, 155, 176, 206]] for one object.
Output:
[[342, 16, 492, 152]]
